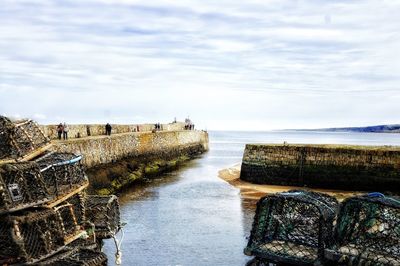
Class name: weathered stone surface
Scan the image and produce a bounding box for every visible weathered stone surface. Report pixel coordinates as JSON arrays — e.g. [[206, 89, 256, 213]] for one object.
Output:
[[240, 144, 400, 191], [50, 130, 209, 169]]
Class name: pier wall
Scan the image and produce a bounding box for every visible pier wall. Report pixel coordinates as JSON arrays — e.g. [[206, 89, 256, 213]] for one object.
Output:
[[240, 144, 400, 191], [50, 130, 209, 194], [51, 130, 208, 169], [40, 122, 186, 139]]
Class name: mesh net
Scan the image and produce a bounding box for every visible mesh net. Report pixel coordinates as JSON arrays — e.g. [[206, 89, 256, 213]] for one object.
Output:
[[41, 248, 108, 266], [35, 152, 88, 197], [0, 116, 49, 160], [0, 209, 65, 264], [0, 116, 15, 159], [0, 162, 50, 214], [65, 191, 86, 225], [0, 153, 87, 214], [325, 195, 400, 265], [245, 190, 339, 265], [0, 201, 85, 264], [85, 195, 121, 239]]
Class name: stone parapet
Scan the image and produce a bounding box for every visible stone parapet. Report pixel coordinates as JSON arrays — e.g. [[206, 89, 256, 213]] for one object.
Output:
[[40, 122, 187, 139], [240, 144, 400, 191]]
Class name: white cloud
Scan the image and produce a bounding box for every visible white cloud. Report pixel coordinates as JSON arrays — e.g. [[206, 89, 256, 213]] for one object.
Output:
[[0, 0, 399, 129]]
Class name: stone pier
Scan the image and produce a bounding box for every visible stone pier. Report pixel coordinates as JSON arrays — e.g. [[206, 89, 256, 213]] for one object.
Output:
[[240, 144, 400, 191], [48, 130, 209, 194]]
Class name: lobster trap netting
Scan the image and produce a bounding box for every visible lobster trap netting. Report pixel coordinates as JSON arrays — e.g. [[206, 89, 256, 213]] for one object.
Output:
[[0, 204, 86, 264], [0, 162, 50, 214], [85, 195, 121, 239], [54, 195, 87, 239], [245, 190, 339, 265], [41, 248, 108, 266], [0, 209, 66, 264], [0, 116, 49, 160], [65, 191, 86, 225], [325, 195, 400, 265], [35, 152, 88, 197], [0, 153, 87, 214]]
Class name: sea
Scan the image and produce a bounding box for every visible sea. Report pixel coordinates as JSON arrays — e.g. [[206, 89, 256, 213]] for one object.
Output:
[[103, 130, 400, 266]]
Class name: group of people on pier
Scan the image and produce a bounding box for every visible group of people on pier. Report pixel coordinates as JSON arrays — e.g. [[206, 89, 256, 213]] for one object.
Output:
[[154, 123, 162, 131], [56, 123, 69, 140], [57, 118, 196, 140], [184, 118, 195, 130]]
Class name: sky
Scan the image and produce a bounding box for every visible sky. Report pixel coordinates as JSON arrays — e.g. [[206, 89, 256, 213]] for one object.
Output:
[[0, 0, 399, 130]]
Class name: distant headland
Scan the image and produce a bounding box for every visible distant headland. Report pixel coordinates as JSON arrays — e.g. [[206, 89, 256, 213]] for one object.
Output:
[[292, 124, 400, 133]]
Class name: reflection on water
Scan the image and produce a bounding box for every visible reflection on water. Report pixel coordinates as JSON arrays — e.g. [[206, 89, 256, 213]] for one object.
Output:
[[104, 131, 400, 265]]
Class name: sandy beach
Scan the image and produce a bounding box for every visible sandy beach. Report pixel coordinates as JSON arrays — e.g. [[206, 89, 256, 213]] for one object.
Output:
[[218, 163, 363, 201]]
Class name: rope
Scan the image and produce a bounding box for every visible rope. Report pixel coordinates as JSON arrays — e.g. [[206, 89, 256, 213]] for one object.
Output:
[[112, 223, 126, 265]]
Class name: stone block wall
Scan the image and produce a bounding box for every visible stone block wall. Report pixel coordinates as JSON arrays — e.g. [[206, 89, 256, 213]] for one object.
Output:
[[240, 144, 400, 191], [50, 130, 209, 169], [40, 122, 186, 139]]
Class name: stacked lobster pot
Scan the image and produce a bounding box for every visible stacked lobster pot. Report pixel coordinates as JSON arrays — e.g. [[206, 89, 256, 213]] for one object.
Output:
[[0, 116, 51, 162], [245, 191, 400, 266], [85, 195, 121, 239], [325, 194, 400, 265], [244, 190, 339, 266], [0, 116, 122, 265]]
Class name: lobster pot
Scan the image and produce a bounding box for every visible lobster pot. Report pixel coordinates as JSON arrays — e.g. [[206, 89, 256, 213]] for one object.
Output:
[[0, 116, 49, 160], [35, 152, 88, 197], [325, 195, 400, 265], [0, 209, 65, 264], [41, 248, 108, 266], [65, 191, 86, 225], [55, 200, 86, 238], [85, 195, 121, 239], [245, 190, 338, 265], [0, 206, 86, 264], [0, 162, 51, 214]]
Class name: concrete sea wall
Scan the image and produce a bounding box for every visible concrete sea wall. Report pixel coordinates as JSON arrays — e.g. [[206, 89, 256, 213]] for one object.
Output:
[[40, 122, 186, 139], [240, 144, 400, 191], [50, 130, 209, 194]]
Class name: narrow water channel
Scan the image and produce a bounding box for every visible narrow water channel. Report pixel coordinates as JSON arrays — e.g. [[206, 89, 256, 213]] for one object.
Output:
[[103, 131, 400, 266]]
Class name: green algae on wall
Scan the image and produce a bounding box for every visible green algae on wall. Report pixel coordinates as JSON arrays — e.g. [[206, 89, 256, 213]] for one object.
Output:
[[88, 153, 195, 195], [240, 144, 400, 192]]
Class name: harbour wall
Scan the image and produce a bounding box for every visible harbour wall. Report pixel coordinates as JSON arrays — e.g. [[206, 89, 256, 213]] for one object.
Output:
[[50, 130, 209, 194], [40, 122, 187, 139], [240, 144, 400, 192]]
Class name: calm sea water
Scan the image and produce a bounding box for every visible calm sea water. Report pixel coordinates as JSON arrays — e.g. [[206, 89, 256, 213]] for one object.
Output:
[[103, 131, 400, 266]]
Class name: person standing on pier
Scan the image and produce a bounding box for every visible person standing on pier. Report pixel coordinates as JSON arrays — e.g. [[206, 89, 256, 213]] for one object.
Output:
[[105, 123, 112, 135], [63, 123, 69, 140]]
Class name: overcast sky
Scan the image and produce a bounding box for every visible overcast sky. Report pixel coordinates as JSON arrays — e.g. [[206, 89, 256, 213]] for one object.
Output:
[[0, 0, 399, 130]]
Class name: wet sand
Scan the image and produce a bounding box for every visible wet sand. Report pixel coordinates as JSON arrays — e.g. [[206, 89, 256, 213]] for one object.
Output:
[[218, 163, 362, 201]]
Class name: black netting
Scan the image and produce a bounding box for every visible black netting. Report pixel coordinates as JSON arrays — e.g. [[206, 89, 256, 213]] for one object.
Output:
[[41, 248, 108, 266], [0, 116, 15, 159], [35, 152, 88, 197], [0, 153, 88, 214], [56, 204, 81, 238], [85, 195, 121, 239], [245, 190, 339, 265], [66, 192, 86, 225], [0, 116, 49, 160], [325, 195, 400, 265], [0, 203, 87, 264], [0, 209, 65, 264], [0, 162, 50, 214]]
